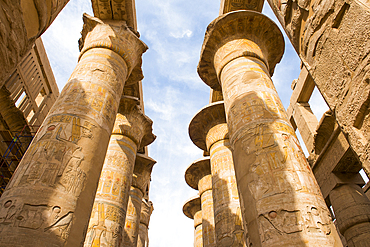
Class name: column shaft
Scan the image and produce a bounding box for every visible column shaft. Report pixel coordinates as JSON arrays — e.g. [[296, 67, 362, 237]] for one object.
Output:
[[194, 211, 203, 247], [329, 183, 370, 247], [123, 186, 143, 246], [220, 54, 335, 246], [84, 134, 137, 247], [0, 14, 147, 245], [0, 47, 127, 246], [137, 200, 153, 247], [199, 175, 216, 247], [210, 139, 245, 246]]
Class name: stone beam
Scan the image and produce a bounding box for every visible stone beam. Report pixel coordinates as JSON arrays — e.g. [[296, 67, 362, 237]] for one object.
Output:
[[91, 0, 137, 31], [219, 0, 264, 14]]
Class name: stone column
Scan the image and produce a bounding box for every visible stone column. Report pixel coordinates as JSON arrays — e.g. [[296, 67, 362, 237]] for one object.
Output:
[[123, 154, 156, 247], [183, 195, 203, 247], [185, 158, 216, 247], [189, 101, 246, 246], [329, 183, 370, 247], [84, 96, 155, 247], [0, 13, 147, 246], [137, 199, 153, 247], [198, 11, 339, 246]]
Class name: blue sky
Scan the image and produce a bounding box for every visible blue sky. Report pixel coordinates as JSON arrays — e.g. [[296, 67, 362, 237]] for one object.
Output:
[[41, 0, 329, 246]]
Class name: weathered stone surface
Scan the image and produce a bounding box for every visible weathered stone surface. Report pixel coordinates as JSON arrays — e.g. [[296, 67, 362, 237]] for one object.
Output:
[[189, 101, 246, 246], [330, 183, 370, 247], [84, 96, 155, 247], [0, 13, 147, 246], [267, 0, 370, 176], [137, 199, 153, 247], [198, 11, 284, 91], [0, 0, 69, 87], [219, 0, 264, 14], [123, 154, 155, 247], [91, 0, 137, 30], [198, 10, 341, 246], [185, 158, 216, 247], [183, 195, 202, 247]]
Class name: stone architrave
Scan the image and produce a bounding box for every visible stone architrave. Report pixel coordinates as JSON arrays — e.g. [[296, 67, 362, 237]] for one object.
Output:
[[329, 182, 370, 247], [84, 96, 155, 247], [0, 0, 70, 86], [137, 199, 154, 247], [189, 101, 246, 246], [183, 195, 203, 247], [123, 154, 156, 247], [219, 0, 263, 15], [185, 158, 216, 247], [0, 13, 147, 246], [198, 10, 341, 246]]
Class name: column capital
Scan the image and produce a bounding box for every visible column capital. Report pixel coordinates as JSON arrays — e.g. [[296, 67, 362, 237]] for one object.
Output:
[[132, 154, 156, 194], [113, 96, 156, 148], [198, 10, 284, 90], [79, 13, 147, 78], [189, 101, 227, 151], [185, 157, 211, 190], [140, 199, 154, 227], [183, 195, 201, 220]]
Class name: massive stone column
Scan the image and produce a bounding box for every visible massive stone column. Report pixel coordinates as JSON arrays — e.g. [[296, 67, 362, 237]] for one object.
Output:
[[0, 0, 70, 86], [83, 96, 155, 247], [186, 158, 216, 247], [329, 182, 370, 247], [189, 101, 246, 246], [183, 195, 203, 247], [123, 154, 155, 247], [0, 13, 147, 246], [137, 199, 153, 247], [198, 10, 340, 246]]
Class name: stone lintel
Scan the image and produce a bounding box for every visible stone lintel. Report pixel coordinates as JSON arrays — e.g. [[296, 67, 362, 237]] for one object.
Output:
[[91, 0, 137, 31], [290, 66, 316, 104], [183, 195, 201, 219], [219, 0, 264, 15], [132, 154, 156, 194], [313, 127, 363, 199], [198, 10, 284, 90], [185, 157, 211, 190], [79, 13, 147, 76], [113, 96, 156, 148], [189, 101, 226, 151], [209, 89, 223, 103]]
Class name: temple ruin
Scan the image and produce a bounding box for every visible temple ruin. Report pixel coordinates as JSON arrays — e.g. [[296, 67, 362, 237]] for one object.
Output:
[[0, 0, 370, 246]]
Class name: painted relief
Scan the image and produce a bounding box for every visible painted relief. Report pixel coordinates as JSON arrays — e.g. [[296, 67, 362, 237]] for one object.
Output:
[[6, 114, 96, 197], [85, 203, 124, 247]]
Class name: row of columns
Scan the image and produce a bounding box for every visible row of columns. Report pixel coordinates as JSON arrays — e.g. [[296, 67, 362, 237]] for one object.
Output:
[[0, 10, 155, 247], [184, 6, 344, 247]]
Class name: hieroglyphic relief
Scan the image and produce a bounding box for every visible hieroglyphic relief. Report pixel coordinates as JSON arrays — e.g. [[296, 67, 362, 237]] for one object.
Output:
[[0, 200, 73, 240], [258, 206, 332, 243], [241, 122, 321, 201], [6, 114, 95, 196], [85, 202, 124, 247]]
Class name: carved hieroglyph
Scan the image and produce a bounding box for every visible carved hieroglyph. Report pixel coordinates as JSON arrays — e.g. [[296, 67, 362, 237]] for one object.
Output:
[[266, 0, 370, 177], [123, 154, 156, 247], [84, 97, 155, 247], [189, 102, 247, 246], [183, 196, 203, 247], [137, 199, 153, 247], [198, 10, 340, 246], [0, 13, 147, 246], [186, 158, 216, 247], [0, 0, 69, 87]]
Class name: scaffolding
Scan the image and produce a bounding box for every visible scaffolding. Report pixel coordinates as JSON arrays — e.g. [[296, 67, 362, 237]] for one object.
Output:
[[0, 125, 36, 195]]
